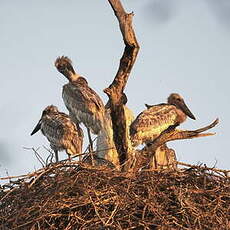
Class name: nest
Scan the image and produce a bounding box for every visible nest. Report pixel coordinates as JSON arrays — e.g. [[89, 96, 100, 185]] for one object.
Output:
[[0, 161, 229, 230]]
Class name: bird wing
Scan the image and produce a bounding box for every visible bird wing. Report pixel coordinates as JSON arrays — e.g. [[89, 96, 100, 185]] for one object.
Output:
[[60, 116, 83, 155], [79, 82, 104, 111], [130, 104, 179, 143], [62, 80, 105, 134], [145, 103, 167, 109], [63, 81, 104, 114], [41, 117, 65, 145]]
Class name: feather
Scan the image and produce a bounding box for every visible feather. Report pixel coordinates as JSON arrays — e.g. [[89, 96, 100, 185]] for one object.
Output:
[[62, 77, 105, 134], [55, 56, 106, 136], [31, 105, 83, 159], [130, 104, 187, 146]]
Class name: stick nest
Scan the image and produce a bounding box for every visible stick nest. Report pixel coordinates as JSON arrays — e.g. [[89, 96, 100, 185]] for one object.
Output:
[[1, 162, 229, 230]]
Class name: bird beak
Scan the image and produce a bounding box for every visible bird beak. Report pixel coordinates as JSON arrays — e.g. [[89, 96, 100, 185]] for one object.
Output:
[[178, 100, 196, 120], [31, 120, 42, 135], [145, 104, 153, 109]]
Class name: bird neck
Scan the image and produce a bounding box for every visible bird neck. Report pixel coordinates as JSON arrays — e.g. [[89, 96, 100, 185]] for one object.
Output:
[[176, 108, 187, 123], [68, 73, 81, 82]]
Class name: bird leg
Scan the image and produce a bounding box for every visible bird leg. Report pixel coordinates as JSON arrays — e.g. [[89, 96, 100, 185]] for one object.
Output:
[[54, 150, 59, 163], [87, 128, 95, 166], [87, 128, 94, 152], [65, 149, 73, 162]]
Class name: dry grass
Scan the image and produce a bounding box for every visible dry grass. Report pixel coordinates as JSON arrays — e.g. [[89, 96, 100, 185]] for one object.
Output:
[[0, 161, 229, 230]]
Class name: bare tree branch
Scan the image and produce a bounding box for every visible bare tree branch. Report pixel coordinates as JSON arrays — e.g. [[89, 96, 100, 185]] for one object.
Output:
[[176, 161, 230, 177], [135, 119, 219, 170], [142, 119, 219, 158], [104, 0, 140, 169], [147, 118, 219, 153]]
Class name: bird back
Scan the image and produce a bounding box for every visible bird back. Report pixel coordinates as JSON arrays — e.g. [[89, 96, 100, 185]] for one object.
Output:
[[62, 79, 105, 134], [41, 112, 83, 155], [130, 104, 179, 146]]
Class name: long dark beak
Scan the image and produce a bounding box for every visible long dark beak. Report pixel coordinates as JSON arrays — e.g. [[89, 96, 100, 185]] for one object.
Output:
[[145, 104, 152, 109], [31, 120, 42, 135], [178, 100, 196, 120]]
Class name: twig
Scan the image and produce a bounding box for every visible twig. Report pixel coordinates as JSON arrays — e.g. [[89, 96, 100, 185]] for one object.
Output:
[[28, 167, 52, 188], [105, 203, 119, 225], [177, 161, 230, 176], [89, 195, 106, 225], [0, 186, 17, 202], [145, 118, 219, 155], [32, 148, 46, 167]]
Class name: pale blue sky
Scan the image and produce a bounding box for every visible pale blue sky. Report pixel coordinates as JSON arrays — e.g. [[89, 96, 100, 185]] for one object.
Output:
[[0, 0, 229, 177]]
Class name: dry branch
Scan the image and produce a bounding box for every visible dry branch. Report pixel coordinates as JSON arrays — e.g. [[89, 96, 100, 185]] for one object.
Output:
[[132, 119, 219, 170], [146, 118, 219, 154], [104, 0, 139, 168], [1, 163, 229, 229], [176, 161, 230, 177]]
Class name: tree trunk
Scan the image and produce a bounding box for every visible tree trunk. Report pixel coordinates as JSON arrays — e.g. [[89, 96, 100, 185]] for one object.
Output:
[[104, 0, 139, 170]]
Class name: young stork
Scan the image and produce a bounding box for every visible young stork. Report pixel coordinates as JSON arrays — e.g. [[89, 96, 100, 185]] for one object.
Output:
[[55, 56, 105, 152], [31, 105, 83, 162], [130, 93, 196, 146]]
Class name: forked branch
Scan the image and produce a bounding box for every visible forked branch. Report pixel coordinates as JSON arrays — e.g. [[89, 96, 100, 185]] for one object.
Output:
[[144, 118, 219, 155], [104, 0, 139, 168], [130, 119, 219, 171]]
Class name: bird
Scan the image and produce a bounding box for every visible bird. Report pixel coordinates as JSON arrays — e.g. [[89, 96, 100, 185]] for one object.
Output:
[[54, 56, 105, 152], [130, 93, 196, 146], [150, 144, 177, 169], [31, 105, 83, 162]]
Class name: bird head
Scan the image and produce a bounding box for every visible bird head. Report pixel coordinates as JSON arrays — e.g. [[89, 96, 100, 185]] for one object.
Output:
[[167, 93, 196, 120], [42, 105, 59, 116], [55, 56, 76, 80], [30, 105, 59, 136]]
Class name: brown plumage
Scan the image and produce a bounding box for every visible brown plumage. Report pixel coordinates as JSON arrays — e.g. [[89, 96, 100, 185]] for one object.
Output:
[[54, 56, 105, 135], [130, 93, 196, 146], [150, 144, 177, 169], [31, 105, 83, 162]]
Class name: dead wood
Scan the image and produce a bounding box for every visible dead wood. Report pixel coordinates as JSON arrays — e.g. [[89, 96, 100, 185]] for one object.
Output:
[[145, 118, 219, 154], [1, 162, 229, 230], [104, 0, 139, 169], [131, 119, 219, 171]]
